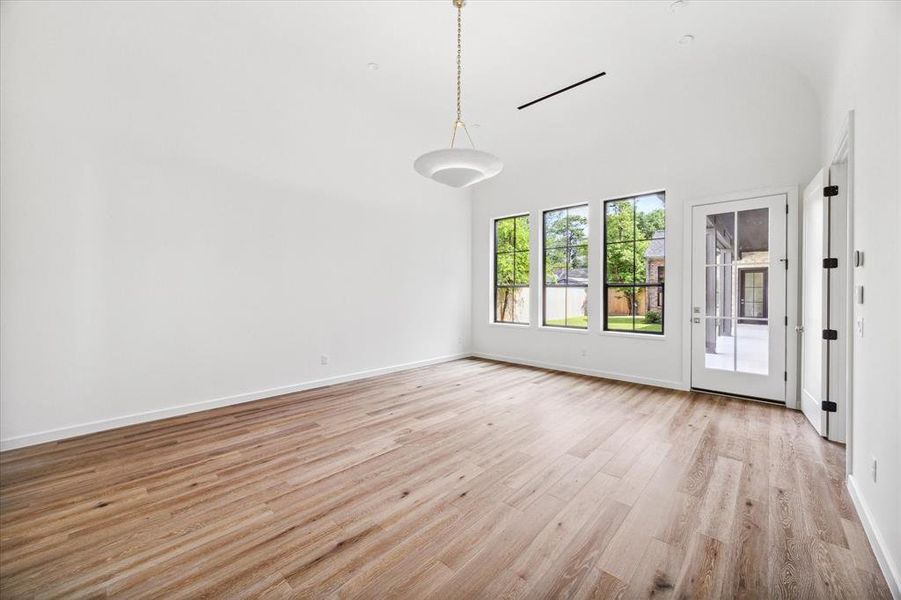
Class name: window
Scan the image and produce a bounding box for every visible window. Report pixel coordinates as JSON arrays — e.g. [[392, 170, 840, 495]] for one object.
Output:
[[604, 193, 665, 334], [543, 205, 588, 328], [494, 214, 530, 324]]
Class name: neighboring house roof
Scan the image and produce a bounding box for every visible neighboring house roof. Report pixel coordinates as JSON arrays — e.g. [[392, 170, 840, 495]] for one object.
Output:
[[644, 230, 665, 259]]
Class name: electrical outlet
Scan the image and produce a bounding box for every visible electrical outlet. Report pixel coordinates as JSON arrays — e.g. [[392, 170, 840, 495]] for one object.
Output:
[[871, 456, 877, 483], [320, 355, 329, 366]]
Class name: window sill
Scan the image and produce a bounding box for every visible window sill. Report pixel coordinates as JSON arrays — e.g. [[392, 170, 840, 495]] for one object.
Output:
[[488, 321, 531, 329], [539, 325, 590, 334], [598, 330, 667, 341]]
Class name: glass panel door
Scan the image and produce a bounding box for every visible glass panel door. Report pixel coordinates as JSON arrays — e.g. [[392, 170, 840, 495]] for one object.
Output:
[[691, 195, 786, 402]]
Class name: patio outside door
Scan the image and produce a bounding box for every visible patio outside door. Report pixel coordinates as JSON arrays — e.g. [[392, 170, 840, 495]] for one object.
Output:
[[691, 194, 787, 402]]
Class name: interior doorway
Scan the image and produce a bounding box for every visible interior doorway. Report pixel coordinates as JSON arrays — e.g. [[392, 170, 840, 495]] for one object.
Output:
[[801, 161, 850, 443]]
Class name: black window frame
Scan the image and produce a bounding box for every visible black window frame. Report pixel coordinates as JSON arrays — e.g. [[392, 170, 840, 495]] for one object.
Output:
[[493, 214, 530, 325], [603, 193, 666, 335], [542, 204, 589, 329]]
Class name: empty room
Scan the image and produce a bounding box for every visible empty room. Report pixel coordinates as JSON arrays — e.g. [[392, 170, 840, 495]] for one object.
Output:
[[1, 0, 899, 598]]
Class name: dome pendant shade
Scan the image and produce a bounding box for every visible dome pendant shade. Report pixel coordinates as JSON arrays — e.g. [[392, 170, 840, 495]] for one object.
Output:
[[413, 148, 503, 188]]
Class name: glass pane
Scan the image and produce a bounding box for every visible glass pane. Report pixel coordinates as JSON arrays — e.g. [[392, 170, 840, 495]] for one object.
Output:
[[737, 208, 768, 265], [706, 212, 735, 266], [605, 199, 634, 243], [635, 236, 665, 284], [651, 284, 664, 316], [513, 287, 530, 323], [636, 286, 663, 332], [496, 218, 514, 253], [605, 242, 633, 283], [514, 215, 530, 251], [545, 248, 566, 285], [704, 266, 734, 318], [739, 269, 767, 319], [544, 287, 566, 326], [544, 210, 567, 248], [635, 194, 665, 240], [495, 287, 514, 322], [567, 205, 589, 245], [606, 286, 634, 331], [567, 245, 588, 285], [737, 320, 768, 374], [566, 287, 588, 328], [704, 318, 735, 371], [496, 252, 514, 285], [514, 251, 530, 285]]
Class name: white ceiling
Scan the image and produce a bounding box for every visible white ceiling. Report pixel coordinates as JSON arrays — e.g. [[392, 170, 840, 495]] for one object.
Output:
[[2, 0, 854, 181]]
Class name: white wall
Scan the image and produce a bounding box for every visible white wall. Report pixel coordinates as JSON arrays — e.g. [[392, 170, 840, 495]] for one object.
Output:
[[819, 2, 901, 593], [470, 58, 821, 389], [0, 2, 472, 448]]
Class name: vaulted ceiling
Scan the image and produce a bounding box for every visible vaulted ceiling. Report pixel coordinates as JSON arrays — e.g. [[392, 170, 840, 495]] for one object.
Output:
[[2, 1, 853, 184]]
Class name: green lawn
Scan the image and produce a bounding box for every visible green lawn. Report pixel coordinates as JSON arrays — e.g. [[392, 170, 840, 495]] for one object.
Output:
[[607, 315, 662, 333], [545, 315, 588, 328], [544, 315, 662, 332]]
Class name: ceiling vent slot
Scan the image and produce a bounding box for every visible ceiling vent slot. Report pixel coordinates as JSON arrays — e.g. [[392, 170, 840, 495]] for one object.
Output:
[[516, 71, 607, 110]]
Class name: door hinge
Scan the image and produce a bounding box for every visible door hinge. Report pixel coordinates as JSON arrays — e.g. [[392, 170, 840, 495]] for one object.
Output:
[[823, 257, 838, 268], [784, 371, 788, 382], [785, 204, 789, 214], [824, 185, 839, 197], [784, 316, 788, 326], [821, 400, 837, 412], [822, 329, 838, 340]]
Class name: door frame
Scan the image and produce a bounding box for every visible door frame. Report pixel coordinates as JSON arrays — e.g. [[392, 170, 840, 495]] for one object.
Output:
[[831, 111, 855, 472], [681, 185, 800, 408]]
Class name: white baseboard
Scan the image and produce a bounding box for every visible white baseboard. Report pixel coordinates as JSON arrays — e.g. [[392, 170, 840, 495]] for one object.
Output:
[[472, 351, 688, 391], [0, 353, 469, 452], [847, 474, 901, 599]]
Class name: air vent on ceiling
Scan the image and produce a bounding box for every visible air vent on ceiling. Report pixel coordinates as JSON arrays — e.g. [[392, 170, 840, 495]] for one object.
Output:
[[516, 71, 607, 110]]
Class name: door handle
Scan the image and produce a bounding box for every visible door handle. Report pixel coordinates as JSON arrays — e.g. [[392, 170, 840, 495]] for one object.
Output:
[[795, 325, 804, 333]]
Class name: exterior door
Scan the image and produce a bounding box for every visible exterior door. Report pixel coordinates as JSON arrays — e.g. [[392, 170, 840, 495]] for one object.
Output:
[[691, 194, 787, 402]]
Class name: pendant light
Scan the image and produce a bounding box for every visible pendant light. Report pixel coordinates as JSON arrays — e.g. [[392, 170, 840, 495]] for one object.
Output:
[[414, 0, 503, 188]]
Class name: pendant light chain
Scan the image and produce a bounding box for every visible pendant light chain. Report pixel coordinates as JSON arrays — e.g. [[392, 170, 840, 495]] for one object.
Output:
[[456, 1, 462, 124], [450, 0, 474, 149]]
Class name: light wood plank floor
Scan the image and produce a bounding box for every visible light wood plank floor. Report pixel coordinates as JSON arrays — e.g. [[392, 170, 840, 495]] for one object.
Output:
[[0, 358, 891, 599]]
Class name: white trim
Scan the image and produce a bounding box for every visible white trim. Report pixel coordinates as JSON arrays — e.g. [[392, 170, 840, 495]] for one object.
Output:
[[597, 331, 667, 341], [834, 110, 855, 470], [847, 475, 901, 599], [473, 351, 688, 391], [537, 325, 590, 335], [0, 353, 469, 452]]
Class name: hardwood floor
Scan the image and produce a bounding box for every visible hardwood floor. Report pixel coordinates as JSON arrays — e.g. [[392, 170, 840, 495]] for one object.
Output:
[[0, 358, 891, 599]]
